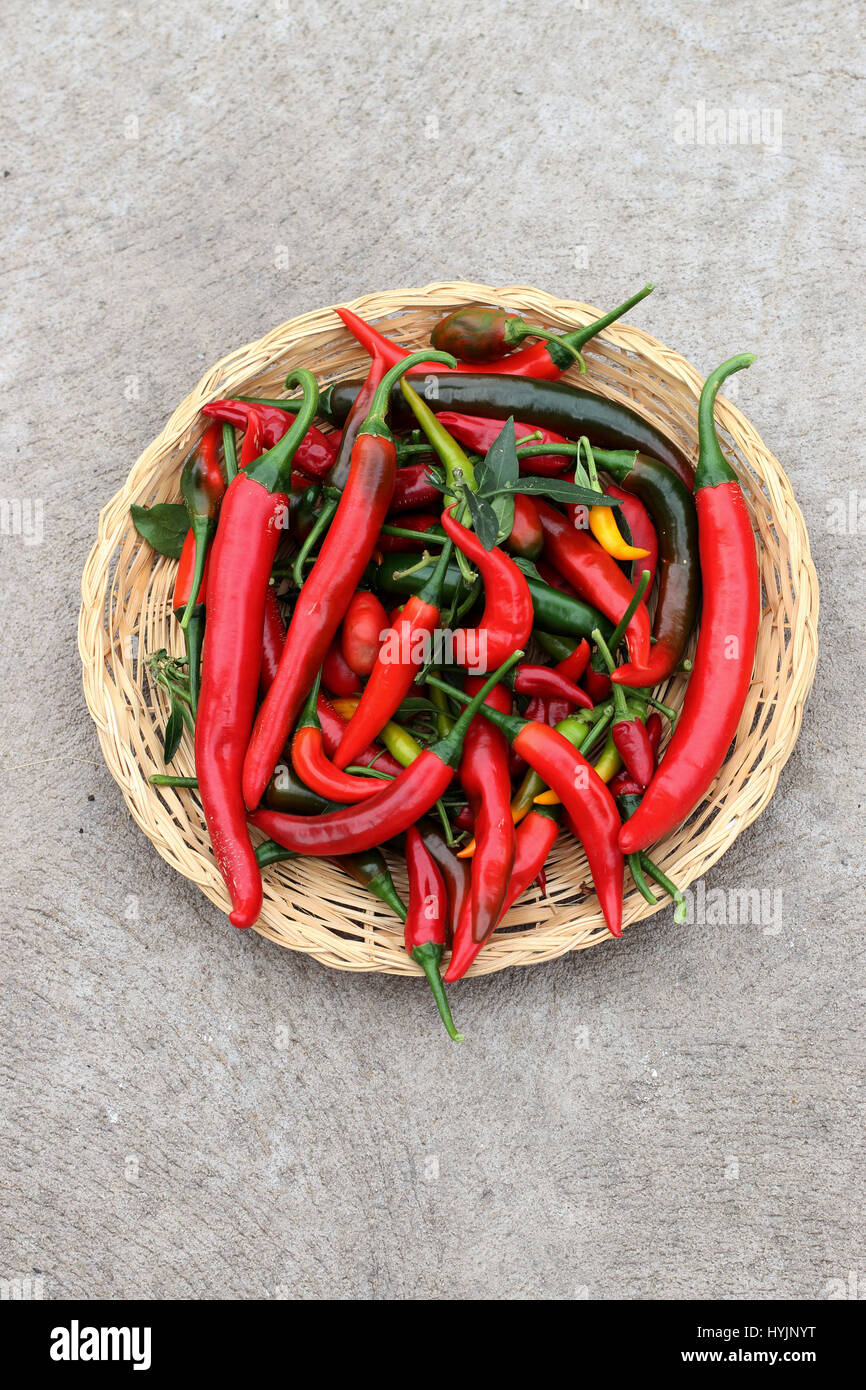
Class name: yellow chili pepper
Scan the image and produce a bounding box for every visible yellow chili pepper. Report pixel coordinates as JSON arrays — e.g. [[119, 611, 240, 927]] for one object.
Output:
[[589, 503, 650, 562]]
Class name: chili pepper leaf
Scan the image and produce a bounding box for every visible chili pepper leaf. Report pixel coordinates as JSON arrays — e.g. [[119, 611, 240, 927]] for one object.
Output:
[[511, 555, 543, 582], [501, 478, 620, 508], [163, 698, 184, 765], [475, 418, 519, 541], [461, 484, 499, 551], [131, 503, 190, 559]]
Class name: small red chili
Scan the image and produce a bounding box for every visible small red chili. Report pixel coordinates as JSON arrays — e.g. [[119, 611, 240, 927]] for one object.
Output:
[[404, 826, 463, 1041], [341, 590, 389, 677], [322, 638, 362, 697]]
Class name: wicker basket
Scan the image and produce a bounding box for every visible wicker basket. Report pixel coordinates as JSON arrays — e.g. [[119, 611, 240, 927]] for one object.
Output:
[[79, 283, 819, 977]]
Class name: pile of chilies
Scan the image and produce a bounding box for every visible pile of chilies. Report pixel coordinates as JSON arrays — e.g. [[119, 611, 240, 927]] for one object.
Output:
[[139, 284, 760, 1040]]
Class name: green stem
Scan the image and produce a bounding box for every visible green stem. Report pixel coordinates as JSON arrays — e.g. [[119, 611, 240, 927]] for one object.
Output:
[[603, 570, 651, 656], [293, 495, 338, 588], [639, 851, 685, 915], [244, 369, 320, 494], [629, 853, 658, 905], [380, 524, 447, 545], [222, 422, 238, 483], [179, 515, 213, 629], [150, 774, 198, 787], [695, 354, 755, 490], [361, 350, 457, 440], [412, 942, 464, 1041]]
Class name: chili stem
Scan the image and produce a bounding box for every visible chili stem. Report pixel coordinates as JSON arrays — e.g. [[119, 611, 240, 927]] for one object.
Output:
[[292, 494, 337, 588], [150, 774, 198, 787], [222, 422, 238, 483], [638, 851, 686, 916], [629, 853, 658, 905]]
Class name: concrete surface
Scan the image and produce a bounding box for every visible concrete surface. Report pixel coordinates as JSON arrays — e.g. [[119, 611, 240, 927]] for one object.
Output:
[[2, 0, 863, 1301]]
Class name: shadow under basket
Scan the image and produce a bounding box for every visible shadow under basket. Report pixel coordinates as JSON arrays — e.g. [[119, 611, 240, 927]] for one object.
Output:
[[79, 283, 819, 978]]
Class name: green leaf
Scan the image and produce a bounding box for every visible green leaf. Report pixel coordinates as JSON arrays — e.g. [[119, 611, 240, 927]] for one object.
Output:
[[511, 555, 543, 582], [461, 484, 499, 551], [131, 503, 190, 559], [503, 478, 621, 508], [163, 698, 184, 765], [476, 418, 518, 542]]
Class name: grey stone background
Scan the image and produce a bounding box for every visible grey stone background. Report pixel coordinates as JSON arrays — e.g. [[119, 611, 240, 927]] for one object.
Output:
[[2, 0, 862, 1301]]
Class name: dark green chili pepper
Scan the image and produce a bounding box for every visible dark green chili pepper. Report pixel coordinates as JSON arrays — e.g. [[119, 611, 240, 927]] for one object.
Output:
[[319, 374, 694, 492]]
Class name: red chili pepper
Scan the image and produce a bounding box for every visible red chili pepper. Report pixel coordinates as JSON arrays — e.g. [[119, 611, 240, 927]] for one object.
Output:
[[415, 817, 471, 946], [445, 804, 560, 981], [316, 692, 402, 778], [404, 827, 463, 1041], [428, 675, 623, 938], [612, 718, 655, 788], [514, 664, 593, 708], [242, 349, 456, 811], [608, 770, 646, 797], [341, 590, 388, 677], [536, 558, 578, 597], [322, 638, 362, 697], [260, 586, 285, 694], [440, 506, 533, 673], [506, 493, 544, 558], [202, 399, 337, 480], [336, 285, 652, 381], [454, 677, 515, 944], [389, 464, 443, 513], [291, 676, 388, 804], [620, 356, 760, 853], [173, 532, 210, 615], [334, 542, 453, 771], [509, 693, 545, 778], [582, 665, 611, 703], [554, 637, 590, 684], [196, 372, 319, 928], [534, 499, 651, 666], [250, 652, 521, 856], [454, 805, 475, 833], [646, 711, 662, 762], [605, 484, 658, 597], [437, 412, 571, 476]]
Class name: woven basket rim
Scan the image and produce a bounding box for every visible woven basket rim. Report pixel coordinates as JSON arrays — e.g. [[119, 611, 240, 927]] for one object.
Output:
[[79, 282, 819, 977]]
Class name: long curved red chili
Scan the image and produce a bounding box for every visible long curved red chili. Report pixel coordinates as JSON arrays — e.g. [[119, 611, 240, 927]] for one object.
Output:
[[243, 349, 456, 811], [620, 356, 760, 854], [456, 677, 515, 945], [291, 677, 387, 804], [195, 372, 319, 928], [440, 506, 533, 673], [534, 498, 651, 667]]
